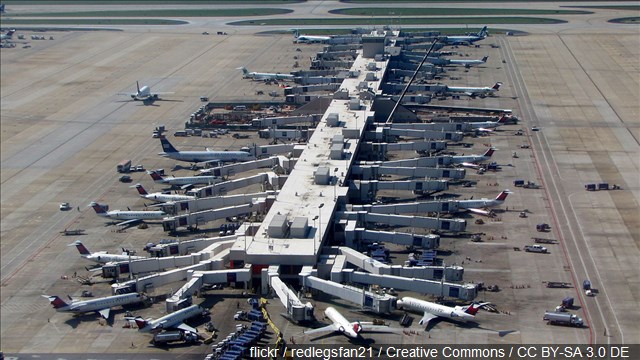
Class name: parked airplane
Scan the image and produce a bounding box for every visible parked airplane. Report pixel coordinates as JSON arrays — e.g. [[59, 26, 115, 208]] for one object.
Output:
[[449, 55, 488, 68], [118, 81, 173, 101], [457, 190, 510, 216], [159, 137, 255, 164], [148, 171, 221, 188], [451, 147, 495, 165], [396, 297, 489, 327], [43, 293, 145, 319], [439, 26, 488, 45], [133, 183, 195, 203], [303, 306, 398, 339], [89, 202, 166, 226], [469, 114, 508, 132], [71, 240, 144, 264], [291, 29, 331, 43], [445, 82, 502, 98], [237, 67, 296, 82], [129, 304, 205, 334], [0, 29, 15, 40]]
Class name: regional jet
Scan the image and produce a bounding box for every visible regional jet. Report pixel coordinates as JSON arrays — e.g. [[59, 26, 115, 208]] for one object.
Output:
[[396, 297, 490, 327], [444, 82, 502, 98], [468, 114, 508, 132], [71, 240, 145, 264], [291, 29, 331, 43], [451, 147, 495, 166], [237, 67, 296, 82], [129, 304, 206, 334], [159, 137, 255, 164], [457, 190, 510, 216], [148, 170, 221, 188], [303, 306, 399, 340], [43, 293, 145, 319], [0, 29, 15, 40], [133, 183, 195, 203], [439, 26, 488, 45], [89, 202, 166, 226], [118, 81, 174, 101], [449, 55, 488, 68]]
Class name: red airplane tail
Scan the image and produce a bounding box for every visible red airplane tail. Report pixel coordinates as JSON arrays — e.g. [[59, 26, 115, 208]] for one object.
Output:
[[149, 171, 164, 181], [464, 303, 483, 316], [44, 295, 69, 309], [492, 82, 502, 90], [134, 184, 148, 195], [495, 190, 509, 201], [90, 202, 108, 214], [74, 241, 91, 256], [483, 148, 495, 158]]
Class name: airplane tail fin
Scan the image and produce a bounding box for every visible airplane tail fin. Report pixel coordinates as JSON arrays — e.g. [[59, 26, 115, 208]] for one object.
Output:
[[89, 202, 108, 214], [481, 56, 489, 62], [132, 316, 149, 330], [43, 295, 69, 309], [6, 29, 15, 37], [464, 301, 490, 315], [478, 26, 488, 37], [498, 114, 509, 124], [237, 67, 249, 76], [160, 138, 178, 153], [148, 171, 164, 182], [492, 82, 502, 90], [74, 240, 91, 256], [292, 29, 300, 38], [136, 81, 141, 94], [483, 147, 495, 158], [495, 190, 510, 201], [134, 183, 148, 195]]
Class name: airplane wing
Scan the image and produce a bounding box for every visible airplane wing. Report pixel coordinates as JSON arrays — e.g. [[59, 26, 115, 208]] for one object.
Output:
[[460, 162, 481, 169], [97, 308, 110, 319], [476, 127, 494, 133], [115, 219, 142, 227], [303, 323, 338, 336], [419, 312, 439, 326], [176, 322, 197, 334], [468, 208, 494, 217]]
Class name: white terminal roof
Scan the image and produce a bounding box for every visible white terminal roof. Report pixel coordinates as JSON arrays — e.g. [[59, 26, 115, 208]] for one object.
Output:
[[231, 48, 390, 266]]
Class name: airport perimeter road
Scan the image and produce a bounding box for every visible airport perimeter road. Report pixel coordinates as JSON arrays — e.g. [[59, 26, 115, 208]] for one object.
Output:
[[499, 28, 639, 345]]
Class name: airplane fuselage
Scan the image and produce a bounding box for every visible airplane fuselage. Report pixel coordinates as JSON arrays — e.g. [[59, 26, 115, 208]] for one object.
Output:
[[56, 293, 143, 314], [397, 297, 474, 323], [99, 210, 166, 220], [84, 253, 145, 264], [160, 150, 253, 163], [138, 304, 204, 332], [141, 193, 195, 203], [325, 306, 360, 338], [156, 175, 221, 186], [458, 198, 503, 209]]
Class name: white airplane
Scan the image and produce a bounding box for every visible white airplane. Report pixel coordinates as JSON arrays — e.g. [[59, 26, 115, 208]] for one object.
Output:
[[291, 29, 331, 43], [449, 55, 488, 68], [118, 81, 173, 101], [439, 26, 488, 45], [43, 293, 145, 319], [445, 82, 502, 98], [237, 67, 296, 81], [71, 240, 145, 264], [89, 202, 167, 226], [396, 297, 489, 327], [133, 183, 195, 203], [457, 190, 510, 216], [303, 306, 398, 339], [159, 137, 255, 164], [130, 304, 205, 334], [148, 170, 221, 188], [469, 114, 509, 132], [451, 147, 495, 166]]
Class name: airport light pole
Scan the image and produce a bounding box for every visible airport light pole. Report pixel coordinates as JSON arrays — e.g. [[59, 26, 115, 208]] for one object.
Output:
[[318, 203, 324, 251], [312, 215, 319, 255]]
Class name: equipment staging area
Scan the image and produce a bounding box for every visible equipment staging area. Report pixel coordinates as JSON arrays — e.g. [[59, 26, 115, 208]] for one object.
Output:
[[1, 1, 638, 359]]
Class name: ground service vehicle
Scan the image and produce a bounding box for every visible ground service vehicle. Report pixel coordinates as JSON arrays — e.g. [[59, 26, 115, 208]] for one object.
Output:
[[543, 312, 583, 327], [152, 330, 198, 345], [524, 245, 548, 253], [117, 159, 132, 173]]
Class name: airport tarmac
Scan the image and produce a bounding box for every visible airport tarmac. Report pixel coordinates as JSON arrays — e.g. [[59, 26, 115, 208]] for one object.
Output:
[[1, 2, 638, 357]]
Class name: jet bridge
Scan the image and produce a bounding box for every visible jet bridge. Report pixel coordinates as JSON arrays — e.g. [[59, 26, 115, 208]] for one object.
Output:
[[343, 221, 440, 249], [388, 122, 473, 132], [162, 201, 267, 232], [200, 157, 282, 177], [251, 114, 322, 128], [350, 179, 448, 202], [361, 141, 447, 160], [160, 191, 273, 215], [338, 210, 466, 232], [265, 266, 314, 322], [349, 200, 462, 215], [380, 156, 455, 167], [186, 172, 278, 198], [352, 165, 465, 180], [334, 247, 464, 282], [367, 127, 464, 142]]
